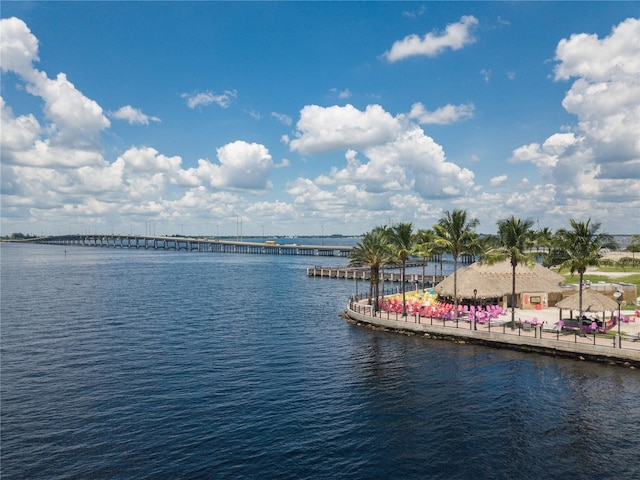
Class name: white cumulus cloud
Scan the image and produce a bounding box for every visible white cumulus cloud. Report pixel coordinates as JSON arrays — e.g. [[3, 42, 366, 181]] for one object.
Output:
[[0, 17, 110, 165], [182, 90, 238, 109], [193, 140, 274, 191], [490, 175, 508, 187], [0, 17, 39, 76], [31, 71, 110, 150], [363, 123, 475, 198], [289, 103, 475, 200], [408, 102, 475, 125], [118, 146, 183, 173], [289, 104, 401, 155], [509, 17, 640, 209], [554, 18, 640, 83], [109, 105, 160, 125], [0, 97, 41, 154], [384, 15, 478, 62]]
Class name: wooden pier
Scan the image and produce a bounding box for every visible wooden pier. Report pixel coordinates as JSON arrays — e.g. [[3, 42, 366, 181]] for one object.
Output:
[[26, 234, 353, 257], [306, 265, 444, 285]]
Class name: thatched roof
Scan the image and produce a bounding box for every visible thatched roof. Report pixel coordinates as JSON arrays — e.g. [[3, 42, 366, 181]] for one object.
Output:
[[434, 260, 564, 299], [555, 288, 619, 313]]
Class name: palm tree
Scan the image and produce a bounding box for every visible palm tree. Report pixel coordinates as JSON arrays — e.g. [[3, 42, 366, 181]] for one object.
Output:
[[626, 235, 640, 262], [477, 234, 500, 259], [348, 227, 394, 311], [414, 229, 435, 291], [534, 227, 553, 253], [549, 219, 617, 332], [483, 216, 536, 329], [387, 222, 417, 316], [432, 240, 446, 285], [433, 209, 480, 323], [534, 226, 554, 264]]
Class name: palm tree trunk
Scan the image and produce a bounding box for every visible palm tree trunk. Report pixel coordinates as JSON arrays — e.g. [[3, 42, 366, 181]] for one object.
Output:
[[453, 255, 458, 322], [368, 267, 374, 305], [375, 267, 384, 312], [578, 270, 584, 334], [374, 266, 380, 312], [401, 260, 407, 316], [511, 262, 517, 329]]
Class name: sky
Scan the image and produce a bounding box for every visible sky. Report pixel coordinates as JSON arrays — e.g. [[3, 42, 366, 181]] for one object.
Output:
[[1, 2, 639, 237]]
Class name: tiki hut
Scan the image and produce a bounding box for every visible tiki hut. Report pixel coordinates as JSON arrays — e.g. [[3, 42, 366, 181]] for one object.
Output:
[[555, 288, 619, 320], [434, 260, 564, 308]]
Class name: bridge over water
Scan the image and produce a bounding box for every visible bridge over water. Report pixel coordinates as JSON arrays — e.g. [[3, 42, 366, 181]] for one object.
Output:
[[27, 234, 354, 257]]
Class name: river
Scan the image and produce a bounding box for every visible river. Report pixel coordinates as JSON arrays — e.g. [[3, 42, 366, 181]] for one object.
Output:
[[1, 242, 638, 479]]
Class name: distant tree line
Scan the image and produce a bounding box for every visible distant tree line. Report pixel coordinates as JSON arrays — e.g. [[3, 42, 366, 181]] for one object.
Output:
[[1, 233, 39, 240]]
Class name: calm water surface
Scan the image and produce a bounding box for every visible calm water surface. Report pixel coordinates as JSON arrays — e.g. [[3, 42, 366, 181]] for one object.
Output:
[[1, 243, 639, 479]]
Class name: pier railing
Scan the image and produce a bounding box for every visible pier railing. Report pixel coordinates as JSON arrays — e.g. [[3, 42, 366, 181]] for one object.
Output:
[[306, 266, 444, 285], [345, 298, 640, 366]]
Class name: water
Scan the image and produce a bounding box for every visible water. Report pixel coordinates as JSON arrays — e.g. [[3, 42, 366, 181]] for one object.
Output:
[[1, 243, 639, 479]]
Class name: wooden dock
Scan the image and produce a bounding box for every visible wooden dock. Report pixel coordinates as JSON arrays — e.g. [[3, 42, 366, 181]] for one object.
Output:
[[306, 265, 444, 285]]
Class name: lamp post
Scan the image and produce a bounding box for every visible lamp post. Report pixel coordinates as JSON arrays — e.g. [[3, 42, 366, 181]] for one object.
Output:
[[473, 289, 477, 331], [613, 291, 622, 337], [485, 297, 489, 332]]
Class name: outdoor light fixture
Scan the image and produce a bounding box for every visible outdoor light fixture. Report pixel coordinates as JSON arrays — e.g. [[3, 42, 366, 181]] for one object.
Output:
[[473, 289, 477, 330], [355, 271, 358, 298], [613, 291, 622, 338]]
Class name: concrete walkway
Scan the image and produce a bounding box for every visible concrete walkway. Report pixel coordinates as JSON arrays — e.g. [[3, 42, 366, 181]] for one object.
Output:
[[345, 300, 640, 368]]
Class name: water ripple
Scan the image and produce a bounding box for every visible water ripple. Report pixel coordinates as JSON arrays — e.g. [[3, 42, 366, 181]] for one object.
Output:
[[2, 244, 639, 479]]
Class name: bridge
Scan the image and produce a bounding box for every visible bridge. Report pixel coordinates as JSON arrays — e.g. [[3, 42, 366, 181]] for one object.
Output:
[[25, 234, 354, 257]]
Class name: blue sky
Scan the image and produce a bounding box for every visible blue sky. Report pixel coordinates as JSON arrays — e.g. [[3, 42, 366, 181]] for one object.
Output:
[[1, 2, 639, 237]]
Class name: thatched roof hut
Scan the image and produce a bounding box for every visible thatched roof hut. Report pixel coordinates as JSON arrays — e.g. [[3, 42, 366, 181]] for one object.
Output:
[[555, 288, 619, 313], [434, 260, 564, 300]]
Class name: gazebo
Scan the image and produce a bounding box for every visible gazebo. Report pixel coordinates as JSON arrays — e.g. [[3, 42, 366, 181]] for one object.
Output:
[[434, 260, 564, 307], [555, 288, 619, 325]]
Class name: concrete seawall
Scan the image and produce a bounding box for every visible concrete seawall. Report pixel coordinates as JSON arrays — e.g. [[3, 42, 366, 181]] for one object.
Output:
[[344, 303, 640, 368]]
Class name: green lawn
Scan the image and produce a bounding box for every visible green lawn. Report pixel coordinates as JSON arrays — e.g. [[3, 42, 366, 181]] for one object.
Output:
[[558, 269, 639, 309]]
